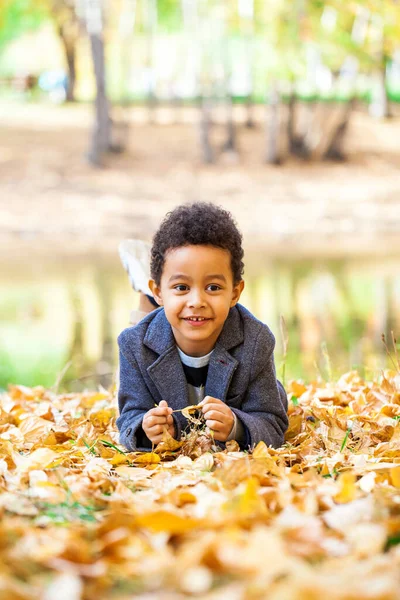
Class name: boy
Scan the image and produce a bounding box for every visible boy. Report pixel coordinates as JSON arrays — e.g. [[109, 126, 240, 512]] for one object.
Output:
[[117, 203, 288, 452]]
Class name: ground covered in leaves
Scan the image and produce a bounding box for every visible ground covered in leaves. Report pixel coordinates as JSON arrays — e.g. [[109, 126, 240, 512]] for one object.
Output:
[[1, 372, 400, 599]]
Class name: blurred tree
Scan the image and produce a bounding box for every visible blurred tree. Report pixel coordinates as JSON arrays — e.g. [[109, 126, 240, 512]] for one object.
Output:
[[0, 0, 80, 101], [0, 0, 46, 51], [77, 0, 113, 165], [51, 0, 80, 101]]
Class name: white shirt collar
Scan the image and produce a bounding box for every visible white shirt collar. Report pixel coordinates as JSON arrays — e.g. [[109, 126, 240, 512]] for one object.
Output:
[[176, 346, 213, 368]]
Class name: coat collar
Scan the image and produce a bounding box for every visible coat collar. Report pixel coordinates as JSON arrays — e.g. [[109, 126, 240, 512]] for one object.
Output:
[[143, 306, 244, 406]]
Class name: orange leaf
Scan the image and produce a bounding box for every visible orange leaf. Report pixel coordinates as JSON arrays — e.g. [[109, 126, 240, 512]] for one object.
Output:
[[135, 510, 203, 534]]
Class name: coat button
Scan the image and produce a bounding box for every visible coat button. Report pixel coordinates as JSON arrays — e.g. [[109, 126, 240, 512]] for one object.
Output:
[[127, 427, 132, 436]]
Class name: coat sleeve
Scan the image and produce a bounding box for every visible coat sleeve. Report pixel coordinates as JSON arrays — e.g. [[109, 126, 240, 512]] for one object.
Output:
[[230, 327, 288, 449], [116, 344, 182, 452]]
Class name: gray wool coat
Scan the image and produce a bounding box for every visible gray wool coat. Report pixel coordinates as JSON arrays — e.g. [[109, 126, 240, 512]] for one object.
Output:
[[117, 303, 288, 452]]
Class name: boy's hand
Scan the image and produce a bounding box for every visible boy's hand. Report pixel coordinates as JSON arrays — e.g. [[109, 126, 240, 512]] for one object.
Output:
[[142, 400, 175, 444], [200, 396, 234, 442]]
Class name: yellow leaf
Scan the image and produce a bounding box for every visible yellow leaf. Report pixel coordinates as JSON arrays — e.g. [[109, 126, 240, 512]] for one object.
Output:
[[334, 472, 357, 504], [390, 466, 400, 488], [89, 408, 115, 429], [237, 477, 266, 517], [109, 453, 131, 466], [164, 489, 197, 507], [133, 452, 160, 465], [252, 441, 270, 459]]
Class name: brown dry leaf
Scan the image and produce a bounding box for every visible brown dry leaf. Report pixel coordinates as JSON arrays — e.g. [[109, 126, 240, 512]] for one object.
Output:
[[288, 381, 307, 398], [225, 440, 240, 452], [180, 404, 203, 419], [155, 427, 184, 454], [18, 416, 53, 443], [285, 408, 304, 441], [12, 447, 60, 472], [0, 492, 39, 516]]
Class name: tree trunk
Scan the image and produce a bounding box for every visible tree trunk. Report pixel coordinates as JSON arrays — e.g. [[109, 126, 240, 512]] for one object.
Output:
[[222, 94, 237, 155], [199, 96, 214, 164], [265, 85, 282, 165], [59, 27, 77, 102], [323, 98, 354, 161], [88, 32, 112, 165], [245, 95, 255, 128]]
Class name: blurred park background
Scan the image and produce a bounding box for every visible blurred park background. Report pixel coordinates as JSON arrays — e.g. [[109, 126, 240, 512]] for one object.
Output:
[[1, 0, 400, 391]]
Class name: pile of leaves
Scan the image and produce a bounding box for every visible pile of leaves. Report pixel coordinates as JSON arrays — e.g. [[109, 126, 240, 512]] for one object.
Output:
[[1, 370, 400, 599]]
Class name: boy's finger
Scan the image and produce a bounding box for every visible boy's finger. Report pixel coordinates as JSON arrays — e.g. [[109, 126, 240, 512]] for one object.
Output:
[[144, 415, 168, 427], [159, 400, 169, 407], [202, 403, 228, 417], [146, 424, 164, 436], [205, 419, 224, 432], [151, 406, 171, 417], [201, 409, 225, 423], [200, 395, 218, 406]]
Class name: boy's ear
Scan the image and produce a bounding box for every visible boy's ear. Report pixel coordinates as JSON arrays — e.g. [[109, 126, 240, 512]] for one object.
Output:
[[149, 279, 163, 305], [230, 279, 245, 306]]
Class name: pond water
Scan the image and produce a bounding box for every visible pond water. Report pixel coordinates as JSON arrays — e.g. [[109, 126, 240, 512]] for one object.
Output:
[[1, 252, 400, 391]]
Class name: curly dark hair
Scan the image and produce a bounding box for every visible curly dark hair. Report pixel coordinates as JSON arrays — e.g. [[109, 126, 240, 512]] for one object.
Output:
[[150, 203, 244, 285]]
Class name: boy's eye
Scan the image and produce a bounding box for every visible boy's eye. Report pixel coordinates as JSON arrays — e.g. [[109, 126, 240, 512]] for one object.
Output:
[[207, 284, 221, 292], [174, 284, 189, 292]]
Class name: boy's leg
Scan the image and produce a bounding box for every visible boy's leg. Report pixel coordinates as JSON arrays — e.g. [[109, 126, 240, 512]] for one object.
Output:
[[119, 239, 159, 325]]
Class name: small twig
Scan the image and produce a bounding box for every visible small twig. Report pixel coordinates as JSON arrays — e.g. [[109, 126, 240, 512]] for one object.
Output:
[[321, 342, 332, 382], [391, 331, 400, 371], [382, 334, 399, 372], [52, 360, 72, 394]]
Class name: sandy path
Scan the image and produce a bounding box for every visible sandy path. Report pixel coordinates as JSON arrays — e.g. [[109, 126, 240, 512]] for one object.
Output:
[[1, 101, 400, 265]]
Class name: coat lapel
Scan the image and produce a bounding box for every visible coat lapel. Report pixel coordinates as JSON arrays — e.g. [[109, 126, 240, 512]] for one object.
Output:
[[144, 309, 189, 409], [205, 306, 243, 401], [146, 347, 189, 409], [205, 344, 238, 401]]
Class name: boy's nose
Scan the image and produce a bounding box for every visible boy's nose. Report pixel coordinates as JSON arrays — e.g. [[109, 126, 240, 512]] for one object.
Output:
[[187, 289, 206, 307]]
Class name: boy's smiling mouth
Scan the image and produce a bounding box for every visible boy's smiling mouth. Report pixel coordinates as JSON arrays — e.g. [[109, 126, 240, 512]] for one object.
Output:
[[183, 316, 212, 326]]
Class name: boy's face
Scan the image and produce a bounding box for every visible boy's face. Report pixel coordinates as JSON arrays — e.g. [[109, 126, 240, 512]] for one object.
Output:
[[149, 245, 244, 357]]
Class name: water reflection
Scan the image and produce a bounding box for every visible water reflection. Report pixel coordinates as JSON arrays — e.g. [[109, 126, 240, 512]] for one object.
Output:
[[1, 255, 399, 391]]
